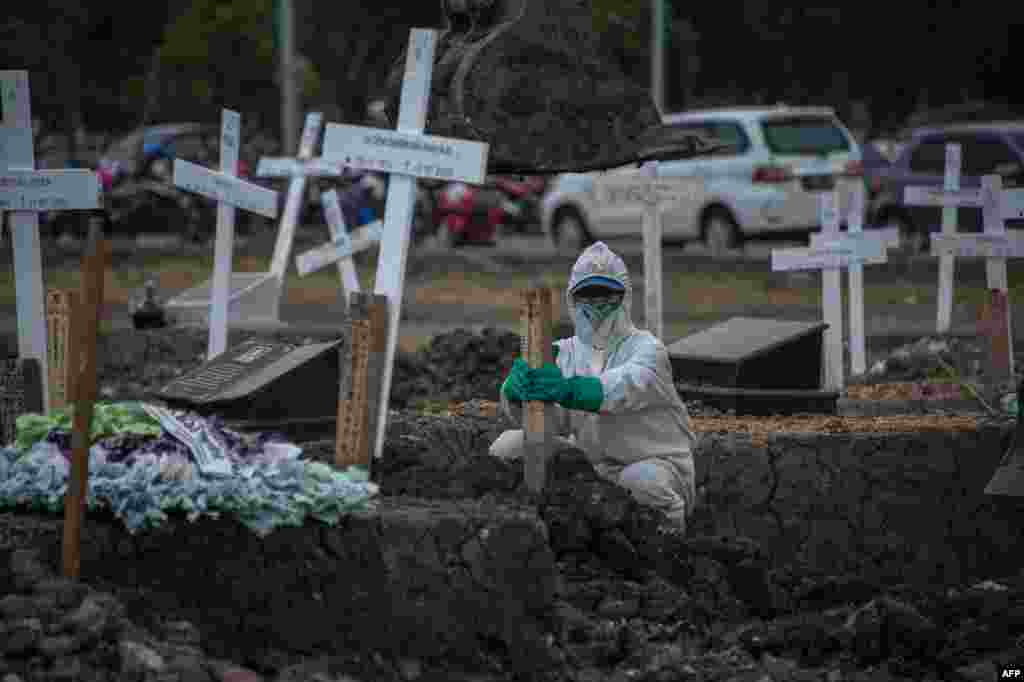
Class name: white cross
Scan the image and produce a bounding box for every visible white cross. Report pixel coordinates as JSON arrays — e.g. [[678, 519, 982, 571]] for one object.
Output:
[[593, 162, 699, 340], [255, 112, 350, 290], [926, 175, 1024, 377], [172, 109, 279, 359], [809, 184, 900, 376], [904, 144, 1024, 337], [294, 189, 383, 302], [320, 28, 490, 461], [1, 71, 102, 412], [902, 143, 971, 334], [772, 191, 887, 391]]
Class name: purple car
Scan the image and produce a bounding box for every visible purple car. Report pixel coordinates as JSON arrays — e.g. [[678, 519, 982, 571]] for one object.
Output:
[[869, 122, 1024, 254]]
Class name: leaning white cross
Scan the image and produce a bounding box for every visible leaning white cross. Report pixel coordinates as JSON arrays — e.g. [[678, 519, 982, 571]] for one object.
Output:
[[255, 111, 354, 309], [321, 28, 490, 461], [294, 189, 383, 308], [772, 191, 888, 391], [902, 142, 971, 334], [810, 184, 900, 375], [171, 109, 279, 359], [593, 162, 699, 340], [926, 175, 1024, 376], [1, 70, 102, 412]]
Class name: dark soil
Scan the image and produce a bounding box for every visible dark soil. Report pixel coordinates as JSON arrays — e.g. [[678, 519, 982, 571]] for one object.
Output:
[[3, 326, 1024, 681]]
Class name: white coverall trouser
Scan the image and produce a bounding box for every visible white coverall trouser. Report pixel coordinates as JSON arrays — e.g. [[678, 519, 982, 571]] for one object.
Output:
[[488, 429, 694, 532]]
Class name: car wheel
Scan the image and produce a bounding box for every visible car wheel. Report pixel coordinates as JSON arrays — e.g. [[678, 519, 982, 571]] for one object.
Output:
[[702, 209, 741, 257], [551, 208, 592, 254]]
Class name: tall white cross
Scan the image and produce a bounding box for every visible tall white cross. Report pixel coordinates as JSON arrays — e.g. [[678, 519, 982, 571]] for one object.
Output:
[[593, 162, 699, 340], [902, 143, 971, 333], [321, 28, 490, 461], [1, 71, 102, 411], [772, 191, 887, 391], [810, 184, 900, 375], [172, 109, 279, 359]]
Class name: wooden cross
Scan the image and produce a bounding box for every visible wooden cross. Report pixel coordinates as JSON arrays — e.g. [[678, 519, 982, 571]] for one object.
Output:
[[1, 71, 102, 412], [809, 184, 900, 375], [320, 28, 490, 462], [593, 162, 698, 341], [771, 191, 887, 391], [172, 109, 279, 359]]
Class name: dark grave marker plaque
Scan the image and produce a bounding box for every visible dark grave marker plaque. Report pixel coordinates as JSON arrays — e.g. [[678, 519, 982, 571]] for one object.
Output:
[[156, 338, 346, 436], [1, 357, 44, 446], [667, 317, 838, 415]]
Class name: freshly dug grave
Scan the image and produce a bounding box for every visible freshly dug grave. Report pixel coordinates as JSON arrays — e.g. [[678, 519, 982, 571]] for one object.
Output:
[[3, 326, 1024, 682]]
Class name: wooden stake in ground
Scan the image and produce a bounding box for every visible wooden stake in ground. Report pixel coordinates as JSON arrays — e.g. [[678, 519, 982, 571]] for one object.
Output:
[[335, 293, 387, 471], [62, 234, 109, 580], [981, 289, 1012, 383], [522, 286, 554, 494]]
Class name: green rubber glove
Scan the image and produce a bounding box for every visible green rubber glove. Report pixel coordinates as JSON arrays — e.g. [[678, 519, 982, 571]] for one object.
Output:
[[501, 358, 531, 402], [560, 376, 604, 412], [528, 363, 604, 413], [527, 362, 572, 403]]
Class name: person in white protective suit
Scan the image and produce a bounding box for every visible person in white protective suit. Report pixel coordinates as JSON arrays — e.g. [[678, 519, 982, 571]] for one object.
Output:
[[490, 241, 699, 531]]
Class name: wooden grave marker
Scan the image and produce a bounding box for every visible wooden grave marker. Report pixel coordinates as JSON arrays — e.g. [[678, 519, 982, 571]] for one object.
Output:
[[46, 289, 78, 411], [170, 109, 279, 359], [809, 184, 900, 376], [522, 286, 554, 494], [1, 70, 102, 411], [321, 28, 490, 462], [593, 161, 699, 340], [772, 191, 887, 391], [335, 292, 388, 470], [61, 233, 109, 580]]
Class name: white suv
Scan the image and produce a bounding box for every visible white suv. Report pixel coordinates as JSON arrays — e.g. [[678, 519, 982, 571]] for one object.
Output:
[[540, 106, 864, 254]]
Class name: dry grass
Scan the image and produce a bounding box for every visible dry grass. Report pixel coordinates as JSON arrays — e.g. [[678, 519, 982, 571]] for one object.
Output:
[[5, 250, 1024, 315], [692, 414, 984, 447]]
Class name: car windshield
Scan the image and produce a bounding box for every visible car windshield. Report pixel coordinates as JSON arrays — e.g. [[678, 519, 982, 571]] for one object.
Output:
[[760, 116, 851, 155], [1012, 134, 1024, 153]]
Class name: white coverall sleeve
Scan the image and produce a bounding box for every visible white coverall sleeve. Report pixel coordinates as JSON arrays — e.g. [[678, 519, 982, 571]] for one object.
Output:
[[596, 339, 676, 415]]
